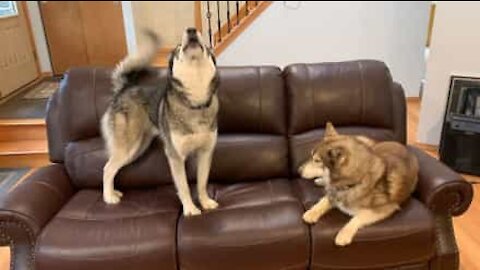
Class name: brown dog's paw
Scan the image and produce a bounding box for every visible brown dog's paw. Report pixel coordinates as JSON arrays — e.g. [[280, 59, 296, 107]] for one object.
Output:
[[335, 227, 355, 246], [303, 210, 319, 224]]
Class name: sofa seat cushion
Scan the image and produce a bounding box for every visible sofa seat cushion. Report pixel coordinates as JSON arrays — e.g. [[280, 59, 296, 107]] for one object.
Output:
[[294, 179, 435, 270], [178, 179, 309, 270], [35, 187, 180, 270]]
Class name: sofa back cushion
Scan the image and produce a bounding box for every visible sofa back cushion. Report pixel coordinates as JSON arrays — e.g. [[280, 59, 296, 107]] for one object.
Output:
[[47, 66, 288, 188], [283, 60, 406, 175]]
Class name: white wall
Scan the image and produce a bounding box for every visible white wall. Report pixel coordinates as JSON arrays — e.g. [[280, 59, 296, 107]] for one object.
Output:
[[25, 1, 52, 73], [418, 2, 480, 145], [218, 1, 430, 97]]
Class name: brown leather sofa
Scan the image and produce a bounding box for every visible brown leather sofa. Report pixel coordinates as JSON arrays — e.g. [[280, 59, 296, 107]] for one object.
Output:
[[0, 60, 473, 270]]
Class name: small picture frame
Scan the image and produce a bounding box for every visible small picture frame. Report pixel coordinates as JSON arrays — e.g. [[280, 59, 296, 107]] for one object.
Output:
[[0, 1, 18, 19]]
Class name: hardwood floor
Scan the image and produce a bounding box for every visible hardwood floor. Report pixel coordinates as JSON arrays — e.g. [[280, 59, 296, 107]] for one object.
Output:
[[407, 98, 421, 146], [0, 247, 10, 270], [0, 248, 7, 270], [0, 98, 477, 269]]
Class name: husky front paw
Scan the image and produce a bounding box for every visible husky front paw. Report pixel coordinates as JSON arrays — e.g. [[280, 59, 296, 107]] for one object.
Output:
[[335, 227, 355, 246], [200, 197, 219, 210], [303, 209, 320, 224], [183, 205, 202, 217], [103, 190, 123, 204]]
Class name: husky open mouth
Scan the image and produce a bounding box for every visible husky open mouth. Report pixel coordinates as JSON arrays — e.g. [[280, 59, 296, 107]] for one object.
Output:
[[181, 27, 205, 58]]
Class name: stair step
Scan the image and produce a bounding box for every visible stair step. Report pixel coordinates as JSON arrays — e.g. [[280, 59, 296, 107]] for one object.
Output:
[[0, 119, 47, 142], [0, 140, 49, 168], [0, 154, 50, 168], [0, 140, 47, 155]]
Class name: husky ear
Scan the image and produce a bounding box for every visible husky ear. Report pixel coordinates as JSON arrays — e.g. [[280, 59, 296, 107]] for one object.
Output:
[[324, 122, 338, 138]]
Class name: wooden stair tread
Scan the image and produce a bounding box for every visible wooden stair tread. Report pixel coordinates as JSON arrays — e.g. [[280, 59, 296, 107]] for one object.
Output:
[[0, 118, 47, 142], [0, 140, 48, 155], [0, 118, 45, 126]]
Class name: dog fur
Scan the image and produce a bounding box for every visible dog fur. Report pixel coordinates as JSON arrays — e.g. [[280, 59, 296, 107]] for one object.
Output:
[[299, 122, 419, 246], [101, 28, 219, 217]]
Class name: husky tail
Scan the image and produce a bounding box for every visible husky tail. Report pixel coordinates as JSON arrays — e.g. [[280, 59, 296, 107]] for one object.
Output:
[[111, 29, 162, 91]]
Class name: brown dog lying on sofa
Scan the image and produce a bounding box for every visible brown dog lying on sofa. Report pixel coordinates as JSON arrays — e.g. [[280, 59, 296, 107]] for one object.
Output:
[[299, 122, 419, 246]]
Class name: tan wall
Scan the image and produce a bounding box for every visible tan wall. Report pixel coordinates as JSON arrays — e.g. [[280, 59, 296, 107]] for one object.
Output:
[[132, 1, 195, 48]]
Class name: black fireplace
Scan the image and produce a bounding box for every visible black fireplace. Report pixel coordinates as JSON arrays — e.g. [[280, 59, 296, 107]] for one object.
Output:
[[440, 76, 480, 175]]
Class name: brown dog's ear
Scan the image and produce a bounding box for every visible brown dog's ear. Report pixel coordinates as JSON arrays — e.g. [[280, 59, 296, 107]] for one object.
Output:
[[324, 122, 338, 138]]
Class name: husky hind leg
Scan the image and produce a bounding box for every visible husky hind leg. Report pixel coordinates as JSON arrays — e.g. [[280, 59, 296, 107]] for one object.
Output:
[[102, 111, 154, 204], [103, 133, 154, 204]]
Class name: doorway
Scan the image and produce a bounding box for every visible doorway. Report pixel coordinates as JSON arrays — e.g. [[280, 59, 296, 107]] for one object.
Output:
[[0, 1, 39, 99], [40, 1, 127, 75]]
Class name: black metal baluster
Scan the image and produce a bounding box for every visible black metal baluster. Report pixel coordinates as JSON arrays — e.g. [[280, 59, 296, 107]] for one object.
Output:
[[227, 1, 231, 33], [207, 1, 213, 47], [236, 1, 239, 25], [216, 1, 221, 43], [246, 1, 249, 16]]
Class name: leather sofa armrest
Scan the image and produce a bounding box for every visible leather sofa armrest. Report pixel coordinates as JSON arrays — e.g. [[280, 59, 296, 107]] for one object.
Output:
[[0, 164, 75, 240], [409, 146, 473, 216]]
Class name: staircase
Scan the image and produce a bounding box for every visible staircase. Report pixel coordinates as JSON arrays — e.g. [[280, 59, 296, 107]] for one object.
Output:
[[0, 119, 49, 168], [154, 1, 272, 66], [204, 1, 272, 55]]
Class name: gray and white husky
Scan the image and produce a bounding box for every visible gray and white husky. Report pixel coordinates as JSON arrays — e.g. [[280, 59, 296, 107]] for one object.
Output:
[[101, 28, 219, 216]]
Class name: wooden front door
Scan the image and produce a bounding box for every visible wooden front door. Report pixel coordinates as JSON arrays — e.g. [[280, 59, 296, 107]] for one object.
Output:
[[40, 1, 127, 74], [0, 1, 38, 98]]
